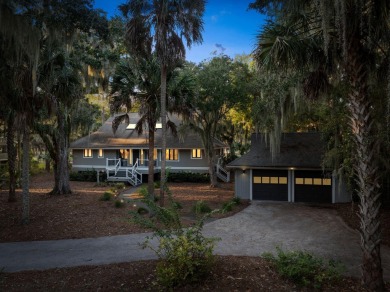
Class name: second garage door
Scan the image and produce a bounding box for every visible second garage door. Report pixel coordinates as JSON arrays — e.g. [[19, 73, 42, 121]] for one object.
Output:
[[294, 170, 332, 203], [253, 169, 288, 201]]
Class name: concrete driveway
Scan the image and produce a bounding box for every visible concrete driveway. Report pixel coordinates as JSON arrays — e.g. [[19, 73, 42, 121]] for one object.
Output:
[[204, 202, 390, 280], [1, 201, 389, 280]]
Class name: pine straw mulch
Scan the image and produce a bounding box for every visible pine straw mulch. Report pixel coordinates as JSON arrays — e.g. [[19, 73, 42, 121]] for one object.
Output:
[[0, 173, 388, 291]]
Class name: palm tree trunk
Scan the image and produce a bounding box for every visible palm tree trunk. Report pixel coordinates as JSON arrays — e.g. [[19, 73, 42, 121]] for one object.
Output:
[[147, 126, 155, 197], [7, 112, 17, 202], [21, 122, 30, 225], [346, 38, 384, 291], [160, 65, 167, 206]]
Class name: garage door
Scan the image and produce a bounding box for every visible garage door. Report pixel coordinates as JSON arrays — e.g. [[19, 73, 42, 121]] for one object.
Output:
[[253, 170, 288, 201], [294, 170, 332, 203]]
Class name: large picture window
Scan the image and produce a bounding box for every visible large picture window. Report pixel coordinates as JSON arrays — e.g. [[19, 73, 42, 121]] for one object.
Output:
[[191, 148, 202, 159], [84, 149, 92, 158], [166, 149, 179, 161]]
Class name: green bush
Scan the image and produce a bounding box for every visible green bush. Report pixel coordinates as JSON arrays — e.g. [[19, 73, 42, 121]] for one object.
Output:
[[138, 186, 149, 197], [167, 172, 210, 183], [111, 182, 126, 192], [99, 191, 113, 201], [232, 196, 241, 205], [156, 228, 216, 288], [131, 184, 218, 289], [192, 200, 212, 214], [263, 247, 344, 289], [114, 199, 125, 208], [171, 201, 183, 210], [137, 207, 149, 215], [154, 181, 161, 189], [70, 170, 107, 182], [222, 201, 234, 213]]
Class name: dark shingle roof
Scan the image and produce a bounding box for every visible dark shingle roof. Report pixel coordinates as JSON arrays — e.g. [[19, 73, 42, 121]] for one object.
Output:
[[69, 113, 226, 149], [227, 133, 325, 169]]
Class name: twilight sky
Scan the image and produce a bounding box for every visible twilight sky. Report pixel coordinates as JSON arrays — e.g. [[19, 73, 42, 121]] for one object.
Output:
[[93, 0, 266, 64]]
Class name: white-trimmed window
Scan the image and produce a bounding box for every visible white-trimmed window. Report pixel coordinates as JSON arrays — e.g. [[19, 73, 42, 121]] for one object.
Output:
[[191, 148, 202, 159], [84, 149, 92, 158], [98, 149, 104, 158], [166, 149, 179, 161]]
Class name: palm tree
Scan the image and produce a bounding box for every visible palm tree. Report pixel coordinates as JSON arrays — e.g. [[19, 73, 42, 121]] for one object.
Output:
[[110, 56, 161, 196], [119, 0, 206, 205], [110, 56, 194, 196], [250, 1, 390, 290], [0, 1, 41, 204]]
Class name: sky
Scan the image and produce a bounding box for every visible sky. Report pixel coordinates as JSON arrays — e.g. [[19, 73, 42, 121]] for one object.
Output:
[[93, 0, 266, 64]]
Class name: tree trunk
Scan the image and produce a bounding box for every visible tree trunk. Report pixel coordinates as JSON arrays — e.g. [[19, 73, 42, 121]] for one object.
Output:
[[6, 112, 17, 202], [346, 37, 384, 291], [21, 123, 30, 225], [207, 153, 218, 188], [147, 126, 155, 198], [204, 130, 218, 188], [50, 106, 72, 195], [159, 65, 167, 206]]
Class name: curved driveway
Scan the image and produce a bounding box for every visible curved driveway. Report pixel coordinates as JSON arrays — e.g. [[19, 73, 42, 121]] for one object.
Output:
[[1, 202, 389, 280]]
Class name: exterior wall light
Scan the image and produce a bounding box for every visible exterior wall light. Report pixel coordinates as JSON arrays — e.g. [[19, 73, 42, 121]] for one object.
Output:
[[242, 169, 246, 174]]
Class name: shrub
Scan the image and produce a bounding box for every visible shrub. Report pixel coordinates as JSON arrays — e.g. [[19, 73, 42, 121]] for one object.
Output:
[[137, 207, 149, 215], [192, 200, 212, 214], [156, 228, 215, 288], [222, 201, 234, 213], [100, 191, 113, 201], [114, 199, 125, 208], [70, 170, 107, 182], [109, 183, 126, 195], [232, 196, 241, 205], [171, 201, 183, 210], [154, 181, 161, 189], [263, 247, 344, 289], [167, 172, 210, 183], [138, 186, 149, 198], [131, 184, 219, 289]]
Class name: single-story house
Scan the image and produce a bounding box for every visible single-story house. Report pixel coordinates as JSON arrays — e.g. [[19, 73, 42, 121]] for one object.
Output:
[[69, 113, 229, 185], [227, 133, 350, 203]]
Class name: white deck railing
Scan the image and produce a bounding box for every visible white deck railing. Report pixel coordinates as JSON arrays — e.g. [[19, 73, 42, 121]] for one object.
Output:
[[216, 157, 230, 182], [106, 158, 142, 186]]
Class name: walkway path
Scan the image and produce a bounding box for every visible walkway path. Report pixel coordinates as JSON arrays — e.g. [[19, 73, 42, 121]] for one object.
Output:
[[1, 202, 389, 281]]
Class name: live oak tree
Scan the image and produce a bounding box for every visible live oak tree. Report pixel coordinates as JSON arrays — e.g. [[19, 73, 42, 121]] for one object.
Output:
[[181, 56, 251, 187]]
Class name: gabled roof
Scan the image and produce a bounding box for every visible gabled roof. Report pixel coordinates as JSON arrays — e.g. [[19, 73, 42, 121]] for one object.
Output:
[[227, 132, 325, 169], [69, 113, 226, 149]]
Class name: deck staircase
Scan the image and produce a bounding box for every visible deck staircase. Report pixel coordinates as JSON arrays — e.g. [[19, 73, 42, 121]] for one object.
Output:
[[106, 158, 142, 186], [216, 158, 230, 182]]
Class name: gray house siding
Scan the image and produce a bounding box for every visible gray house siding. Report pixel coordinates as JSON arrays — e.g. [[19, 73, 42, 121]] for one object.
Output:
[[234, 169, 250, 199], [72, 148, 210, 173], [72, 149, 117, 171], [166, 149, 208, 173]]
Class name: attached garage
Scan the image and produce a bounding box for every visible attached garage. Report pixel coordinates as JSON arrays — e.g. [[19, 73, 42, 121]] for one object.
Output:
[[252, 169, 288, 201], [228, 133, 350, 204]]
